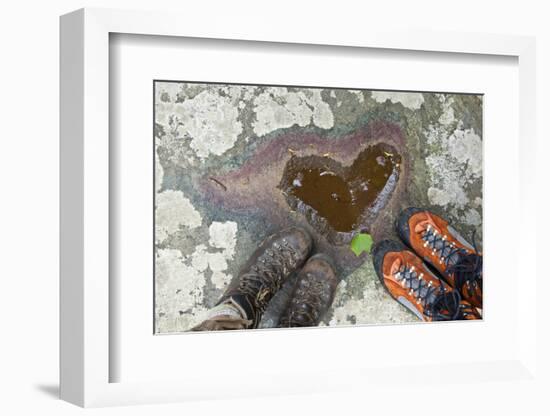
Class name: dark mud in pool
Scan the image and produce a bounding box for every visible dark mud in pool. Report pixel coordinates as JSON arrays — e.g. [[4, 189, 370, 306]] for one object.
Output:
[[279, 143, 401, 245]]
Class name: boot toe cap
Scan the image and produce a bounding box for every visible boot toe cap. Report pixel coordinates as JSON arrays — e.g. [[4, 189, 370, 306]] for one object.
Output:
[[395, 207, 424, 247]]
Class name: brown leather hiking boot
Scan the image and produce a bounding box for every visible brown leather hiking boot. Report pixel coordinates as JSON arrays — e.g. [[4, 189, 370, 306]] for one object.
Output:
[[396, 208, 483, 308], [278, 254, 339, 328], [195, 227, 313, 330], [372, 240, 481, 321]]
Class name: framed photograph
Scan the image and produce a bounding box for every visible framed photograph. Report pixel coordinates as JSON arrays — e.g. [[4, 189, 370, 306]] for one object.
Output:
[[60, 8, 539, 408]]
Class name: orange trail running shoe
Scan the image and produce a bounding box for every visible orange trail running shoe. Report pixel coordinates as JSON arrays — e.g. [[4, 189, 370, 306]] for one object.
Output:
[[396, 208, 482, 309], [372, 240, 480, 321]]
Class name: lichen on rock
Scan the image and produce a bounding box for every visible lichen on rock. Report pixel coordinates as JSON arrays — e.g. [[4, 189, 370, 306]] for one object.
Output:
[[155, 248, 207, 332], [174, 90, 242, 159], [155, 190, 202, 243], [208, 221, 238, 257], [371, 91, 425, 110], [420, 94, 483, 237], [155, 220, 238, 332], [253, 87, 334, 136]]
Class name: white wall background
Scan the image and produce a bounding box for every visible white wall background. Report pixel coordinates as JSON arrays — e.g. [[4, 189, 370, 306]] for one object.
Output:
[[0, 0, 548, 414]]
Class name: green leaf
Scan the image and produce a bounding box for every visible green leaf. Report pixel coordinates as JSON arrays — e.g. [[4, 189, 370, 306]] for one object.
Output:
[[350, 233, 373, 256]]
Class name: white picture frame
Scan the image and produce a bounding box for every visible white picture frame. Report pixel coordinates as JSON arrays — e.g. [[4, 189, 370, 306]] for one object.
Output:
[[60, 7, 539, 408]]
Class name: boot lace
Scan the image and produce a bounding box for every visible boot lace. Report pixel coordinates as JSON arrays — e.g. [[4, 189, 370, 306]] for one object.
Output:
[[238, 240, 300, 316], [421, 224, 482, 300], [421, 224, 467, 267], [282, 277, 329, 327], [394, 264, 462, 321]]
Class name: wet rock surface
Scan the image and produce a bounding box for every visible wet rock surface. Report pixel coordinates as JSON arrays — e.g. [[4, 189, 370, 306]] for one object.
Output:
[[280, 143, 401, 245], [154, 83, 483, 333]]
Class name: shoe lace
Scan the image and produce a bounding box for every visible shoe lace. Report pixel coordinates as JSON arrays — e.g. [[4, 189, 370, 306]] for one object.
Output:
[[393, 265, 462, 321], [421, 223, 468, 268], [237, 240, 299, 316], [420, 217, 482, 297]]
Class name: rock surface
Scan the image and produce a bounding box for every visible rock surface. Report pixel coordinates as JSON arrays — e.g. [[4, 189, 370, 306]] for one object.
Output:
[[154, 82, 483, 333]]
